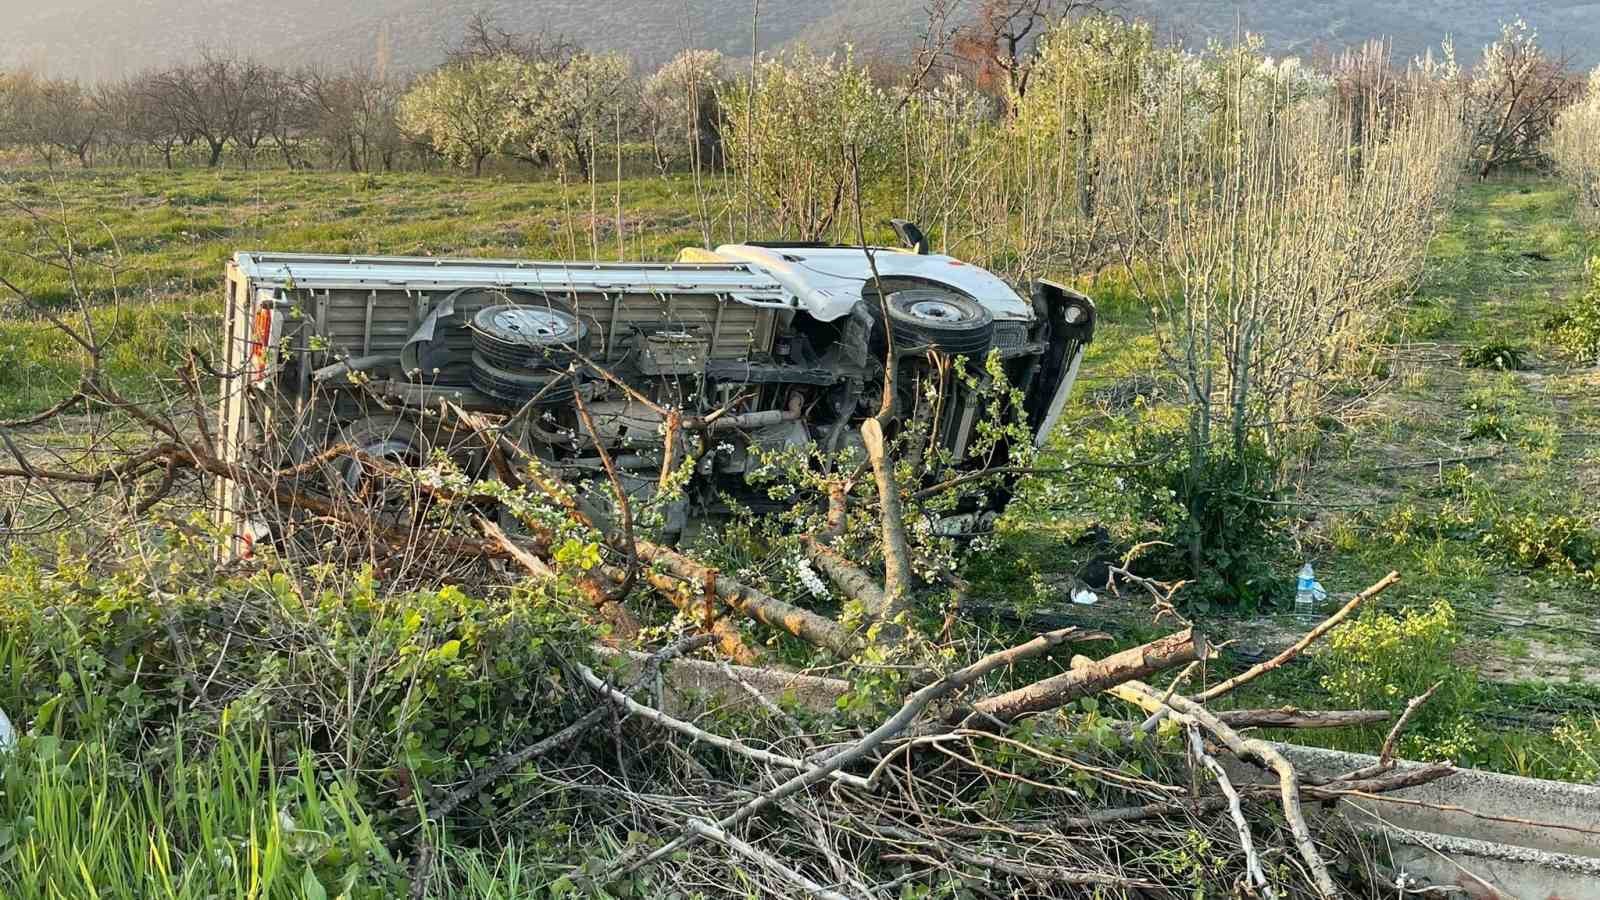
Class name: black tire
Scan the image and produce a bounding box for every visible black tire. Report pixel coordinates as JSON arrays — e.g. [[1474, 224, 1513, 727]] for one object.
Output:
[[870, 288, 994, 357], [468, 352, 579, 405], [329, 415, 430, 493], [470, 304, 590, 371]]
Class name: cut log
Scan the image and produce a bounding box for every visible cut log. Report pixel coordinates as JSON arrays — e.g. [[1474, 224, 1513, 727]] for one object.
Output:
[[633, 536, 862, 661], [800, 534, 887, 613]]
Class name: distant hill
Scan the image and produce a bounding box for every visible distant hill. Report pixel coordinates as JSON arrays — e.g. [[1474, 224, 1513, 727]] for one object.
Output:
[[1, 0, 1595, 82], [1126, 1, 1600, 68], [0, 0, 934, 81]]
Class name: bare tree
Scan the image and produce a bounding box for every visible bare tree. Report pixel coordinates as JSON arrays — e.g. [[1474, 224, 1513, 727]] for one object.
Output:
[[951, 0, 1108, 102], [303, 65, 406, 172], [155, 51, 268, 167], [1468, 19, 1579, 178], [3, 74, 100, 168], [446, 10, 577, 68], [128, 70, 190, 168]]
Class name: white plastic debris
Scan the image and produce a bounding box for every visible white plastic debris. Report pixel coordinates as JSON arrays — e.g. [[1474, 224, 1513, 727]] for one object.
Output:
[[1070, 587, 1099, 606], [0, 706, 14, 752]]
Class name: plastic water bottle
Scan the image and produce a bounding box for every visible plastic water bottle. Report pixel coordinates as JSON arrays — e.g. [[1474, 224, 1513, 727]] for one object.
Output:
[[1295, 563, 1317, 618]]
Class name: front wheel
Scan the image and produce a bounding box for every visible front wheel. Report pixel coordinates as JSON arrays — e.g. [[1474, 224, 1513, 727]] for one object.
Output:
[[870, 288, 995, 358]]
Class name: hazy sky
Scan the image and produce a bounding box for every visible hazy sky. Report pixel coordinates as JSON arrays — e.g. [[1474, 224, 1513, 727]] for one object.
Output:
[[3, 1, 1595, 82]]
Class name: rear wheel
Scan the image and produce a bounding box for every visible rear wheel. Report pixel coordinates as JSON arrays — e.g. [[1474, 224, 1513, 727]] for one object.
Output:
[[328, 415, 430, 496]]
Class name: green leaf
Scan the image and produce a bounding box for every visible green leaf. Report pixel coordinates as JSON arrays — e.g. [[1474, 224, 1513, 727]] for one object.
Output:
[[436, 639, 461, 661], [300, 866, 328, 900]]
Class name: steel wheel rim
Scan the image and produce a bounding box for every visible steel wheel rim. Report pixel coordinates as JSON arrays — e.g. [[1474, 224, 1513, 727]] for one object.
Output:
[[906, 297, 972, 323], [490, 307, 575, 341]]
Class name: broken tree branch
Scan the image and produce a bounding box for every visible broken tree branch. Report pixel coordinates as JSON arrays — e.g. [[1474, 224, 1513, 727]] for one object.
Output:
[[576, 663, 871, 790], [860, 417, 912, 625], [1217, 708, 1393, 730], [1103, 675, 1339, 899], [595, 625, 1094, 887], [1188, 723, 1276, 899], [1191, 571, 1399, 703], [965, 628, 1209, 726]]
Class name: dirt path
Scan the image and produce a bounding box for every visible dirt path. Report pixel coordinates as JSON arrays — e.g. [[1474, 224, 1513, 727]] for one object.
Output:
[[1297, 175, 1600, 687]]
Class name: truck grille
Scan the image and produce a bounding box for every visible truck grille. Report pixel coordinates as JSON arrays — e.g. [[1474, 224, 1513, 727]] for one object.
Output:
[[994, 321, 1029, 351]]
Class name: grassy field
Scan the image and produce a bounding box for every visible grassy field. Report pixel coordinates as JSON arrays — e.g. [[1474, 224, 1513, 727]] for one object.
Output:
[[0, 168, 728, 417], [4, 166, 1599, 779], [985, 173, 1600, 777]]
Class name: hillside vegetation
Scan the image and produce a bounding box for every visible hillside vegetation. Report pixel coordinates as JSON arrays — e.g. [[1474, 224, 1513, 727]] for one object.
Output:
[[4, 0, 1600, 81]]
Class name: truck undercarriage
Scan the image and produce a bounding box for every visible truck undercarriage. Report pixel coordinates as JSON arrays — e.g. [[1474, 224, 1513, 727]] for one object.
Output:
[[215, 239, 1094, 552]]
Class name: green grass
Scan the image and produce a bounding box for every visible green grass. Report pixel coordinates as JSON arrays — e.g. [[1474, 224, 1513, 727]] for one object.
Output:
[[0, 730, 403, 899], [0, 168, 730, 417]]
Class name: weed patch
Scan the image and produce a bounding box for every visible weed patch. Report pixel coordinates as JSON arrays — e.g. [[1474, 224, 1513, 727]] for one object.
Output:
[[1460, 339, 1528, 370]]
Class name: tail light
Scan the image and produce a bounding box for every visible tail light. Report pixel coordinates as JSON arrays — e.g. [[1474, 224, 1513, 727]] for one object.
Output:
[[249, 303, 282, 384]]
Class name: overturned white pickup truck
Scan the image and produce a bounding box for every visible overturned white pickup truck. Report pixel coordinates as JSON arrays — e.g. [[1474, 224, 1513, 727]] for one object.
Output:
[[214, 228, 1094, 552]]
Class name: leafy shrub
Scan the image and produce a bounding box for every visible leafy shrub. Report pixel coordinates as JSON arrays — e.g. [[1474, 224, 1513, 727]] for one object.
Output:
[[1460, 339, 1527, 370], [1464, 411, 1514, 441], [0, 536, 598, 838], [1319, 599, 1480, 762], [1485, 509, 1598, 572], [1067, 422, 1286, 609], [1545, 256, 1600, 366], [1547, 715, 1600, 781]]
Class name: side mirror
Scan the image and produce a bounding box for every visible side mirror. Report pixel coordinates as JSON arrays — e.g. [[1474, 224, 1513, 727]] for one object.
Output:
[[887, 219, 929, 255]]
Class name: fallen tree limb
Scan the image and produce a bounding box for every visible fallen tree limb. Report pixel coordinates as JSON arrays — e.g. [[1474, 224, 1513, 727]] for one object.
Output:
[[1217, 708, 1392, 730], [964, 628, 1209, 726], [632, 535, 861, 660], [612, 564, 760, 665], [1053, 761, 1458, 831], [801, 534, 887, 613], [860, 417, 911, 624], [1188, 724, 1275, 899], [867, 822, 1161, 890], [1335, 681, 1443, 783], [684, 818, 854, 900], [1191, 571, 1400, 703], [592, 625, 1091, 888], [1100, 673, 1339, 899], [577, 663, 871, 790]]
